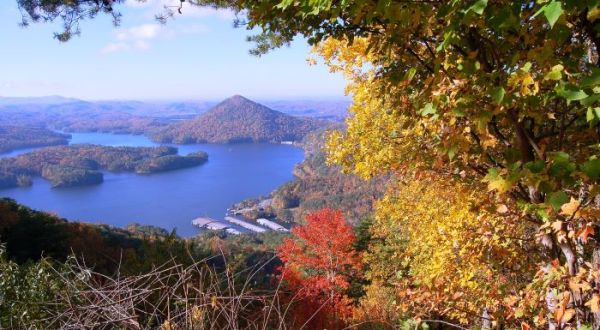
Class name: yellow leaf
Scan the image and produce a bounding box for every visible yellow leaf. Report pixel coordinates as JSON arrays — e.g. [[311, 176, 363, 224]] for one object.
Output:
[[561, 198, 580, 217], [551, 221, 564, 232], [586, 294, 600, 313], [562, 308, 575, 323], [554, 293, 570, 324], [496, 204, 509, 214]]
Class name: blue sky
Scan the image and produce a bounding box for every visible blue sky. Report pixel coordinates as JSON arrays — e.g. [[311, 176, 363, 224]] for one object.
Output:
[[0, 0, 347, 101]]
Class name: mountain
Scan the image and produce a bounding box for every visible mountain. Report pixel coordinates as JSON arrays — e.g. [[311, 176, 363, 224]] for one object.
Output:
[[262, 99, 350, 122], [0, 126, 71, 153], [151, 95, 329, 144], [0, 95, 81, 106]]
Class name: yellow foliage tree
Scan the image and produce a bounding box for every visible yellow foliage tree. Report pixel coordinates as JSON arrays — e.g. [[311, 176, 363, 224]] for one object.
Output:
[[353, 175, 537, 327]]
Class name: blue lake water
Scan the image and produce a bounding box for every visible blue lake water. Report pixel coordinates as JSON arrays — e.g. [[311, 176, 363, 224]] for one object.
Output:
[[0, 133, 304, 236]]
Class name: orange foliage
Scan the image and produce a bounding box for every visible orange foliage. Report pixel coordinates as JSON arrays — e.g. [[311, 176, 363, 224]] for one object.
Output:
[[277, 209, 362, 327]]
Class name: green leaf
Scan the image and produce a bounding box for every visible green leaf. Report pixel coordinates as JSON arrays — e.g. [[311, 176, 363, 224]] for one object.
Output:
[[490, 86, 505, 104], [557, 86, 589, 101], [534, 1, 563, 28], [582, 159, 600, 180], [403, 67, 417, 82], [547, 191, 569, 211], [544, 64, 563, 81], [581, 94, 600, 106], [551, 151, 570, 163], [537, 208, 551, 222], [447, 145, 458, 160], [524, 160, 546, 173], [549, 152, 576, 179], [275, 0, 294, 10], [468, 0, 488, 15], [420, 103, 437, 116], [452, 107, 466, 117], [581, 69, 600, 88], [588, 107, 596, 122]]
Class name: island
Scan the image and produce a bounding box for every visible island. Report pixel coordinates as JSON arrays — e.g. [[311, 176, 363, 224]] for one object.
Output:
[[0, 145, 208, 188], [0, 125, 70, 153]]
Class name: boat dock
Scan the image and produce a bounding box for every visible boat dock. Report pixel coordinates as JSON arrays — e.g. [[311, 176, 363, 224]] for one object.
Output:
[[192, 217, 242, 235], [225, 216, 267, 233], [257, 218, 289, 232], [192, 215, 289, 235]]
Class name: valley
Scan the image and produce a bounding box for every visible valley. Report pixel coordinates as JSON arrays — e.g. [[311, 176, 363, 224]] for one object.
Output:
[[0, 95, 383, 238], [3, 1, 594, 327], [0, 131, 304, 237], [0, 95, 344, 236]]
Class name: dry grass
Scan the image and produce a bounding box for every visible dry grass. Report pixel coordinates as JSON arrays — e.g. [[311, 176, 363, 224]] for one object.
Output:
[[20, 251, 312, 330]]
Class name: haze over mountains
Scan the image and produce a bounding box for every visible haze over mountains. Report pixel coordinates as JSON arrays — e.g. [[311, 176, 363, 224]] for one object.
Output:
[[0, 95, 340, 146], [152, 95, 329, 144], [0, 95, 349, 122]]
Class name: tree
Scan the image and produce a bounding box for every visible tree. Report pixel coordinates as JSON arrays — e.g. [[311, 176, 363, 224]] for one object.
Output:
[[226, 1, 599, 327], [277, 208, 362, 327], [15, 0, 600, 327], [310, 3, 600, 328], [357, 175, 538, 327], [16, 0, 124, 41]]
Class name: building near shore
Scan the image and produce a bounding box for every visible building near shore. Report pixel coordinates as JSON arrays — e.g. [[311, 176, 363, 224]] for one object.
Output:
[[256, 218, 289, 232], [225, 216, 267, 233], [192, 217, 241, 235]]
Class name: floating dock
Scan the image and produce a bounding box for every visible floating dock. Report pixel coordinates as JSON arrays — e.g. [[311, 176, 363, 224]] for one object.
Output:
[[224, 216, 267, 233], [193, 215, 289, 235], [192, 217, 241, 235], [256, 218, 289, 232]]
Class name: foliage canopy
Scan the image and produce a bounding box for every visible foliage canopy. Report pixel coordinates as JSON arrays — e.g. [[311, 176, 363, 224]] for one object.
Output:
[[14, 0, 600, 327]]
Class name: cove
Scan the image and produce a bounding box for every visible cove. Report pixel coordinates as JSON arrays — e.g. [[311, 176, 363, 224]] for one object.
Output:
[[0, 132, 304, 236]]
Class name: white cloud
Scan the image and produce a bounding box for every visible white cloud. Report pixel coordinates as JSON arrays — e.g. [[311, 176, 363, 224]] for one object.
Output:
[[101, 0, 225, 54], [101, 22, 207, 54], [116, 23, 162, 41]]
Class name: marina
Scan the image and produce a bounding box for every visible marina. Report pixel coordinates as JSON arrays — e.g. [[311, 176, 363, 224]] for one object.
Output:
[[192, 214, 289, 235]]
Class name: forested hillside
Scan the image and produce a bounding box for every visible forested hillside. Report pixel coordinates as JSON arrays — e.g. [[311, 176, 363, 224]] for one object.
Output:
[[253, 128, 387, 226], [0, 145, 208, 188], [0, 102, 167, 135], [0, 126, 70, 153], [0, 198, 316, 329], [11, 0, 600, 329], [152, 95, 327, 143], [0, 96, 344, 137]]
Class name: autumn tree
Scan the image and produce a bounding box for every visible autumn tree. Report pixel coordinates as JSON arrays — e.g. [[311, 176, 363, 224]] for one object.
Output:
[[221, 0, 599, 328], [277, 208, 362, 328], [198, 0, 597, 327], [306, 2, 599, 328], [353, 175, 538, 327], [15, 0, 600, 328]]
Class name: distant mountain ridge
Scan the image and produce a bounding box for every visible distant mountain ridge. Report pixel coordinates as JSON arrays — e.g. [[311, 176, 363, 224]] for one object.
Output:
[[151, 95, 329, 144], [0, 96, 80, 106]]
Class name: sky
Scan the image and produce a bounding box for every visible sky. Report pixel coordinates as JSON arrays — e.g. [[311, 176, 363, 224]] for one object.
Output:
[[0, 0, 347, 101]]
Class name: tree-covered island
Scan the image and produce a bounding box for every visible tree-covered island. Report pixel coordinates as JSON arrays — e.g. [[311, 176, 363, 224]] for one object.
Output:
[[0, 145, 208, 188]]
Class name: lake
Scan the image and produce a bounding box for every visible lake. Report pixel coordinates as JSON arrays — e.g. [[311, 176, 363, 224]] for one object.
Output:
[[0, 132, 304, 236]]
